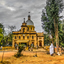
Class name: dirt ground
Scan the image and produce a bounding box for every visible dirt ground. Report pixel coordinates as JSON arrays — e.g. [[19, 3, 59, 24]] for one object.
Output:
[[0, 49, 64, 64]]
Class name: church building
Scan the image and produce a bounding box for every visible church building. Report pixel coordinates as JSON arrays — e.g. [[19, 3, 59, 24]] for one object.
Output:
[[12, 14, 44, 48]]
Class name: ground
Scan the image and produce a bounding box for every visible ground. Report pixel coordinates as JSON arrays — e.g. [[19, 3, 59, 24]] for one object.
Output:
[[0, 48, 64, 64]]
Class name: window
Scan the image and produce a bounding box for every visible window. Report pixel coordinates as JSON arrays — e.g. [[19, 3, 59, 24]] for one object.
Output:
[[33, 28, 34, 30], [15, 36, 16, 39], [27, 28, 29, 31], [23, 28, 25, 33], [27, 36, 29, 39], [32, 36, 34, 39], [19, 36, 21, 39], [19, 43, 20, 45], [39, 37, 41, 39], [31, 27, 32, 30], [23, 36, 25, 39]]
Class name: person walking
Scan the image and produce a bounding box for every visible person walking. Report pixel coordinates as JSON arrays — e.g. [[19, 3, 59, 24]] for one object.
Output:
[[50, 43, 54, 56]]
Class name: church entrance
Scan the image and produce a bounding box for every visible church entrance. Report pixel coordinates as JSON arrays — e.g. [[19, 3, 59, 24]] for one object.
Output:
[[14, 42, 17, 49], [21, 43, 27, 46], [39, 40, 42, 47]]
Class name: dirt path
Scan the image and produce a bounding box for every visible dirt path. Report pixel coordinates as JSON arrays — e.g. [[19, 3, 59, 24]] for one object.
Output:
[[0, 51, 17, 58], [0, 48, 64, 64], [0, 51, 64, 64]]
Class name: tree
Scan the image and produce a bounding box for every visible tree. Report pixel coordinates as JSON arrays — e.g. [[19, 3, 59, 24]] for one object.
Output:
[[41, 10, 55, 44], [0, 28, 3, 46], [7, 25, 16, 45], [44, 34, 51, 46], [59, 20, 64, 47], [62, 20, 64, 31], [42, 0, 64, 52], [0, 23, 5, 34], [14, 44, 25, 58], [8, 25, 16, 33]]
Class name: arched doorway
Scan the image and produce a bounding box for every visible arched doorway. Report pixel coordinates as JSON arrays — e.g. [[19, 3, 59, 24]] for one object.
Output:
[[39, 40, 42, 47]]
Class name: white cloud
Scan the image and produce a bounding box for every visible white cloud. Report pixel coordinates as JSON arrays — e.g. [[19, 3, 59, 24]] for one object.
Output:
[[0, 0, 16, 11], [6, 6, 16, 11]]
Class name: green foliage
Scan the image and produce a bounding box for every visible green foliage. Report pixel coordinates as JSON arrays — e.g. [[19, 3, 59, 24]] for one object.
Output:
[[0, 28, 3, 33], [0, 23, 5, 46], [42, 0, 64, 33], [0, 23, 4, 34], [7, 33, 13, 46], [62, 20, 64, 31], [41, 0, 64, 47], [46, 0, 64, 20], [59, 31, 64, 46], [44, 34, 51, 45], [0, 28, 3, 46], [61, 43, 64, 47], [7, 25, 16, 45], [14, 44, 25, 58]]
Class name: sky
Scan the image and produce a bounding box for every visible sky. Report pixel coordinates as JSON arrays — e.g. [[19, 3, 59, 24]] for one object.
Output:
[[0, 0, 64, 34]]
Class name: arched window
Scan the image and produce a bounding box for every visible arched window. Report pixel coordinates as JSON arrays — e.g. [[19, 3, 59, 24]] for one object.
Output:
[[23, 28, 25, 33], [32, 36, 34, 39], [31, 27, 32, 30], [27, 28, 29, 31], [23, 36, 25, 39], [15, 36, 16, 39], [27, 36, 29, 39], [19, 36, 21, 39]]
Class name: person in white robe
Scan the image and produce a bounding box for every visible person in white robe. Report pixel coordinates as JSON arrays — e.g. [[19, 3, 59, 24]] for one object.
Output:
[[50, 43, 54, 56]]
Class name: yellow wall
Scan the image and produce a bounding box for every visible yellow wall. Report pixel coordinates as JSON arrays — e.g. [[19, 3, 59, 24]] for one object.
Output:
[[12, 23, 44, 48]]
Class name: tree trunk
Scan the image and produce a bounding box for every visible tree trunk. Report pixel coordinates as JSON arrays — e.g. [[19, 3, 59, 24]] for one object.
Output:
[[51, 32, 54, 44], [51, 31, 55, 53], [54, 19, 59, 53]]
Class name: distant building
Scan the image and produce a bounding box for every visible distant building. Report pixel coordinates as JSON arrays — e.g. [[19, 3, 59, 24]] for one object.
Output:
[[12, 14, 44, 48]]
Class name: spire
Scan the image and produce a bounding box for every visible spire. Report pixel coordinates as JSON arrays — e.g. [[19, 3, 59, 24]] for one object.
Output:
[[24, 18, 25, 23], [28, 12, 31, 20]]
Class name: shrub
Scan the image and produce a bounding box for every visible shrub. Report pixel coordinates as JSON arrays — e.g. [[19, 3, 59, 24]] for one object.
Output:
[[61, 43, 64, 47], [14, 44, 25, 58]]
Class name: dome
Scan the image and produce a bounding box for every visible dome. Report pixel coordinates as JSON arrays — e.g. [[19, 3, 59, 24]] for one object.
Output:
[[26, 20, 34, 25]]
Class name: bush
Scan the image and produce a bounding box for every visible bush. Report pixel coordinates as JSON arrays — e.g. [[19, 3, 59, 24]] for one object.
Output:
[[14, 44, 25, 58], [61, 43, 64, 47]]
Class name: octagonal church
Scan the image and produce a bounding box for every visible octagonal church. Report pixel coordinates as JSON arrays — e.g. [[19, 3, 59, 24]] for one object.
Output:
[[12, 14, 44, 48]]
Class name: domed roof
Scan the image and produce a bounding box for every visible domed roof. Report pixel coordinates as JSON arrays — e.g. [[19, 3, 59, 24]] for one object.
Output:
[[26, 12, 34, 25], [26, 20, 34, 25]]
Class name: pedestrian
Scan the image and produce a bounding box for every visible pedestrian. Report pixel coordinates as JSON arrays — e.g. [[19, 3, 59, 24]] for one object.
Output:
[[28, 45, 30, 51], [49, 43, 54, 56]]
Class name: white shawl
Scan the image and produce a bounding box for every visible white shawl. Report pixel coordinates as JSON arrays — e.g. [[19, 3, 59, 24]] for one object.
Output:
[[50, 43, 54, 55]]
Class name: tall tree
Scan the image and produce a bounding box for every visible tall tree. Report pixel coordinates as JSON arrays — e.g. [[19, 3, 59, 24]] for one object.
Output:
[[62, 20, 64, 31], [41, 9, 55, 44], [0, 23, 4, 46], [7, 25, 16, 45], [0, 28, 3, 46], [0, 23, 4, 34], [42, 0, 64, 52]]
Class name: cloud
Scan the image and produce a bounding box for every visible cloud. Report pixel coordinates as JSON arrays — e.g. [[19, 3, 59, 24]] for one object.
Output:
[[0, 0, 64, 34], [0, 0, 16, 11], [5, 6, 16, 11]]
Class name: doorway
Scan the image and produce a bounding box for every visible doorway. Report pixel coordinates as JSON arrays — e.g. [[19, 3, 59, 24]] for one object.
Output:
[[39, 41, 42, 47]]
